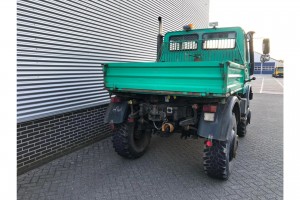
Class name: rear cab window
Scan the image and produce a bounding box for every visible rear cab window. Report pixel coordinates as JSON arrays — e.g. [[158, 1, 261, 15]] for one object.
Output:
[[202, 32, 236, 50], [169, 34, 199, 51]]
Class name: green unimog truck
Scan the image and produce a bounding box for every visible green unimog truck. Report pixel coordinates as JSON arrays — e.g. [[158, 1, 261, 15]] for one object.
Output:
[[103, 17, 270, 179]]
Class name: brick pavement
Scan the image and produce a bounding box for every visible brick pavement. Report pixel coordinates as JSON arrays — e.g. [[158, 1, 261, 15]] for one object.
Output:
[[17, 93, 283, 200]]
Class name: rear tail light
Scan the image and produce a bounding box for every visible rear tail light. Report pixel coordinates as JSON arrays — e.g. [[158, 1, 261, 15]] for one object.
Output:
[[203, 105, 217, 113], [203, 105, 217, 122], [111, 96, 121, 103]]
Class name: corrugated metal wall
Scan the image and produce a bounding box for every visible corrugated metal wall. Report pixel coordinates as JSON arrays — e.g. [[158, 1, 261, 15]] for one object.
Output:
[[17, 0, 209, 123]]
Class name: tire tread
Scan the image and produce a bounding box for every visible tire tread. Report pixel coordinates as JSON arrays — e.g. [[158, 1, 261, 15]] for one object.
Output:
[[203, 140, 229, 179], [112, 123, 147, 159]]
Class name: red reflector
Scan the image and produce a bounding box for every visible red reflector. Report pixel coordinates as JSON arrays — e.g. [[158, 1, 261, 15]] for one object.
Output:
[[205, 140, 213, 147], [127, 118, 134, 123], [111, 96, 121, 103], [109, 123, 115, 130], [192, 104, 199, 110], [203, 105, 217, 113]]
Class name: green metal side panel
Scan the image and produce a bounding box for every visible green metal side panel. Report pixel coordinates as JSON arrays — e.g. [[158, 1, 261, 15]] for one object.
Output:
[[104, 61, 245, 97], [225, 61, 245, 95]]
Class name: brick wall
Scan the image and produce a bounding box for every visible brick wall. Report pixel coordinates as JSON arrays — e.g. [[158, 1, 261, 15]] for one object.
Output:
[[17, 104, 111, 174]]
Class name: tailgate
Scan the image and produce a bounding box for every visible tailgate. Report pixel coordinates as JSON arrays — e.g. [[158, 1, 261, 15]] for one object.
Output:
[[104, 61, 244, 97]]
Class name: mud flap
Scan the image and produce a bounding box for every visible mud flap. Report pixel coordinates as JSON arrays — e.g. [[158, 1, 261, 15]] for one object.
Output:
[[104, 102, 129, 124], [197, 96, 239, 141]]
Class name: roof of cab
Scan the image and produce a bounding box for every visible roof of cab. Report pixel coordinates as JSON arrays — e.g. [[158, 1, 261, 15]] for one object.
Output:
[[164, 26, 246, 41]]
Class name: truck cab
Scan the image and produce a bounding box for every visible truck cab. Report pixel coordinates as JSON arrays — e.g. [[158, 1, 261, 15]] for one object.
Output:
[[160, 27, 249, 65]]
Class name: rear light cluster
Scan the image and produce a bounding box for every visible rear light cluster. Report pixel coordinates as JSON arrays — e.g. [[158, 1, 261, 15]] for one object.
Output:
[[202, 105, 217, 113], [111, 96, 121, 103], [203, 105, 217, 122]]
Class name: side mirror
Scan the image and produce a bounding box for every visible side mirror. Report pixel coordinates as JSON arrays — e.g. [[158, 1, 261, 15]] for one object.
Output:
[[262, 38, 270, 55]]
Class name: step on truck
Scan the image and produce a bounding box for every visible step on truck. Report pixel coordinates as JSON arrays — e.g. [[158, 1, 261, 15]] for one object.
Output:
[[103, 17, 270, 179]]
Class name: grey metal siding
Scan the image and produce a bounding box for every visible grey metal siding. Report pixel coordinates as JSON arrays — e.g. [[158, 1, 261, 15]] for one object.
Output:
[[17, 0, 209, 123]]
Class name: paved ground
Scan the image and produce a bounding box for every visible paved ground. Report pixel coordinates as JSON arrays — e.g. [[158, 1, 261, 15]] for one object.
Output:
[[17, 75, 283, 200], [251, 75, 284, 94]]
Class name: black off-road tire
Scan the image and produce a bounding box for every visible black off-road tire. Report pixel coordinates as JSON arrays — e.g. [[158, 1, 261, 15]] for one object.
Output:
[[237, 120, 247, 137], [112, 122, 151, 159], [237, 109, 251, 137], [203, 114, 238, 180]]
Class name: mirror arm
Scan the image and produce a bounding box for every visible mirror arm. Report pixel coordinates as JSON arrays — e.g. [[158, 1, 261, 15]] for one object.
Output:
[[247, 31, 255, 76], [244, 77, 256, 83]]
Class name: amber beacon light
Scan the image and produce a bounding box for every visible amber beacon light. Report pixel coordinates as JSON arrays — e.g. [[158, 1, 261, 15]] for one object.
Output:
[[183, 23, 195, 31]]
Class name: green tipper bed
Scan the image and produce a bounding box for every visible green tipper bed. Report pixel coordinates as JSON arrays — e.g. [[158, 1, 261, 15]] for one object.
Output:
[[104, 61, 245, 98]]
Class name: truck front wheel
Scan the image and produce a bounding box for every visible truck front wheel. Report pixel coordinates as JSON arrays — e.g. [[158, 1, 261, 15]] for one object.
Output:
[[237, 109, 251, 137], [237, 120, 247, 137], [203, 114, 238, 180], [112, 122, 151, 159]]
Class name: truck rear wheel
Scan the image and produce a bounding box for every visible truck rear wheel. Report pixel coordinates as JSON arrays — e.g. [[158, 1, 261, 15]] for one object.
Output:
[[203, 114, 238, 180], [112, 122, 151, 159]]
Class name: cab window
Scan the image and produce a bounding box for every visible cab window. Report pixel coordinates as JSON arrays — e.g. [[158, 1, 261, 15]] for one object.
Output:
[[202, 32, 236, 49], [169, 34, 199, 51]]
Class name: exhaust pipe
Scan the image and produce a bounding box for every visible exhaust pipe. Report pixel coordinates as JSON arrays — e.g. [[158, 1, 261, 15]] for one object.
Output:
[[156, 16, 163, 61]]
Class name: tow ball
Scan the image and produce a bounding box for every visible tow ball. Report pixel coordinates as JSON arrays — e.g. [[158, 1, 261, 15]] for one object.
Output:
[[162, 123, 174, 134]]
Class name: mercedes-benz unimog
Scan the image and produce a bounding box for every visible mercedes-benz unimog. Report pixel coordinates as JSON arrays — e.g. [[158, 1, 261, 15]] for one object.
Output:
[[103, 17, 270, 179]]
